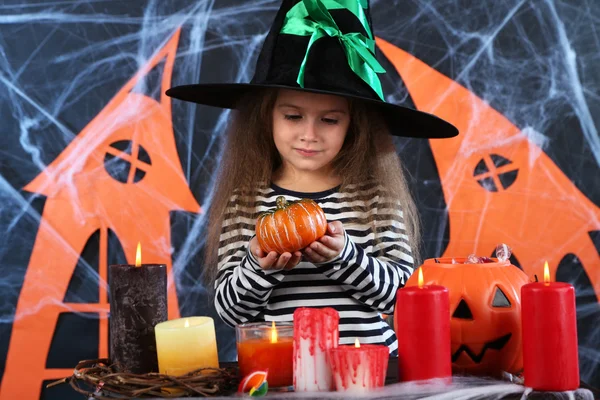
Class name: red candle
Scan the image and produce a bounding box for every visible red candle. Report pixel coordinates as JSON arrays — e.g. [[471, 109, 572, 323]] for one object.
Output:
[[329, 339, 388, 393], [293, 307, 339, 392], [396, 268, 451, 382], [521, 262, 579, 391], [236, 322, 294, 388]]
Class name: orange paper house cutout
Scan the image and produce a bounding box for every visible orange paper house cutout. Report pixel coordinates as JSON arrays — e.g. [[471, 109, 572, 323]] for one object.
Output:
[[0, 28, 200, 399], [377, 37, 600, 295]]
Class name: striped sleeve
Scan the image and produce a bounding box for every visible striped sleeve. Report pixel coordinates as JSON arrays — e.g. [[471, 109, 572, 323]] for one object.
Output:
[[317, 199, 415, 314], [213, 200, 286, 327]]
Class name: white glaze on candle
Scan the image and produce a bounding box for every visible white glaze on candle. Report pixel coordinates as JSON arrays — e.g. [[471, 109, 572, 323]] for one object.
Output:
[[295, 337, 333, 391], [293, 308, 339, 392]]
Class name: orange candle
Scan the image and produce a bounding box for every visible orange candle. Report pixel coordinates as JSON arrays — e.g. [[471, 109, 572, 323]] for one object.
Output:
[[236, 322, 294, 388]]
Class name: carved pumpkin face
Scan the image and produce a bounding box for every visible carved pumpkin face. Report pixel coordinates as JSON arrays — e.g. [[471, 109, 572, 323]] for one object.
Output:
[[399, 258, 529, 377]]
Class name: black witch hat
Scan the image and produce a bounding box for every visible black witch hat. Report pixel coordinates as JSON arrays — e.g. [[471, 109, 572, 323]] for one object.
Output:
[[166, 0, 458, 139]]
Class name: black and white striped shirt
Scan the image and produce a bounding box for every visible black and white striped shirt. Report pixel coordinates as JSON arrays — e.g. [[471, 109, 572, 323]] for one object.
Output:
[[214, 183, 415, 354]]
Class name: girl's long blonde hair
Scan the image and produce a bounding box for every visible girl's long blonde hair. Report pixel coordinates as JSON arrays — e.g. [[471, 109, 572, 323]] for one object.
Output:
[[203, 89, 421, 286]]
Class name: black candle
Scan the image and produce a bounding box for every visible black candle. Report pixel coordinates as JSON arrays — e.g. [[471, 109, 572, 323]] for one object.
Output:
[[108, 245, 167, 374]]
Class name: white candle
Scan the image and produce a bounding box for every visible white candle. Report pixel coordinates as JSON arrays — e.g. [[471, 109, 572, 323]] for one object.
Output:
[[329, 339, 389, 393], [293, 307, 339, 392]]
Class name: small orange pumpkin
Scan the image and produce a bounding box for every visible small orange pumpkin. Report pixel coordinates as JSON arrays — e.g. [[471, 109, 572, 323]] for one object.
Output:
[[395, 257, 529, 377], [256, 196, 327, 254]]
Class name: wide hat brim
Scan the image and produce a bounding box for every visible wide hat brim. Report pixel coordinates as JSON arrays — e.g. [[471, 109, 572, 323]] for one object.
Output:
[[166, 0, 459, 139], [166, 82, 458, 139]]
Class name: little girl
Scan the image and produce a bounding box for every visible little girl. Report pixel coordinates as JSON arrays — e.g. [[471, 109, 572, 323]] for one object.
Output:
[[167, 0, 457, 354]]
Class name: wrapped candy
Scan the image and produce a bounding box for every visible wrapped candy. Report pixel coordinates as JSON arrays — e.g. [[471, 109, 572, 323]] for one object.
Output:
[[465, 254, 480, 264], [465, 255, 495, 264], [464, 243, 512, 264], [238, 370, 269, 397], [496, 243, 512, 262]]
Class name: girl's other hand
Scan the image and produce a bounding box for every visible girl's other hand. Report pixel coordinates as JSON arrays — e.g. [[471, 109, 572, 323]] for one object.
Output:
[[249, 236, 302, 270], [302, 221, 345, 264]]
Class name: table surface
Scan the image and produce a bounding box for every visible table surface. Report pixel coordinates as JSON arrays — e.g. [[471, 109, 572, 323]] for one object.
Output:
[[215, 358, 600, 400]]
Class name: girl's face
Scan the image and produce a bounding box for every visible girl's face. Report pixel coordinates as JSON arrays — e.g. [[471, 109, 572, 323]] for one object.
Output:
[[272, 89, 350, 177]]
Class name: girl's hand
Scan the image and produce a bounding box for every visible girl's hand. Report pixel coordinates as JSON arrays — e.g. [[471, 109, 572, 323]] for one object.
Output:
[[302, 221, 345, 264], [249, 236, 302, 271]]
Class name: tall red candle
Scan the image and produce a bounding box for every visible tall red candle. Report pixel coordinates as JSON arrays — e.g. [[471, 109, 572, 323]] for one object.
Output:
[[521, 262, 579, 391], [396, 268, 451, 382]]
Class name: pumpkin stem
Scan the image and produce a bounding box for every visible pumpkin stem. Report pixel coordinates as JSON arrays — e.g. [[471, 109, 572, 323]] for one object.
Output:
[[534, 274, 539, 282], [276, 196, 288, 210]]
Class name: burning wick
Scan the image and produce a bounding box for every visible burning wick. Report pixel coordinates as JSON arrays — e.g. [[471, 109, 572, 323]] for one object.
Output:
[[135, 242, 142, 267], [543, 261, 550, 286], [184, 318, 190, 328], [418, 267, 424, 289], [354, 338, 360, 348], [271, 321, 278, 344]]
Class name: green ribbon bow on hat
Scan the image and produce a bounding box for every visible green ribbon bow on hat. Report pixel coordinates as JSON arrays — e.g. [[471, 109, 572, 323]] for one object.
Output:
[[280, 0, 387, 101]]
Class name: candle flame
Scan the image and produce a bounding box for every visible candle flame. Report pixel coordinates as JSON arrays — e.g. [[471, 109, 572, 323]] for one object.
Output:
[[418, 267, 424, 288], [270, 321, 278, 344], [135, 242, 142, 267], [543, 261, 550, 285], [184, 318, 190, 328], [355, 338, 360, 348]]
